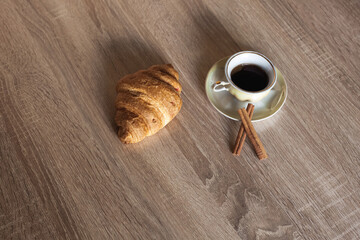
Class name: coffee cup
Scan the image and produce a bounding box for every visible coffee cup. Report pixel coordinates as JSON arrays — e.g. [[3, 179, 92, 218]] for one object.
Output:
[[213, 51, 277, 102]]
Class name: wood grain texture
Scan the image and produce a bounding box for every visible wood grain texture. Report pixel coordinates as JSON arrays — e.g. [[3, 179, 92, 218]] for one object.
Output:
[[1, 0, 359, 239]]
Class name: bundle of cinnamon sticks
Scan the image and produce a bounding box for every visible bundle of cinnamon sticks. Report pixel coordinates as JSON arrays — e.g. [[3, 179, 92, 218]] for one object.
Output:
[[233, 104, 268, 160]]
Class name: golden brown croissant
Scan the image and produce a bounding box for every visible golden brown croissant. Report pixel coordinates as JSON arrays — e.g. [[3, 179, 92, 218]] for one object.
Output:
[[115, 64, 182, 143]]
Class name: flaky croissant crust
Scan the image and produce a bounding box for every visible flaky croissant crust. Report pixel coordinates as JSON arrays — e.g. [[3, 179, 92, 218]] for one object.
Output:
[[115, 64, 182, 143]]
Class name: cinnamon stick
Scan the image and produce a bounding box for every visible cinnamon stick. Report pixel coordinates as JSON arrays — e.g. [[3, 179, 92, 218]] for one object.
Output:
[[238, 108, 268, 160], [235, 105, 255, 155], [233, 104, 254, 155]]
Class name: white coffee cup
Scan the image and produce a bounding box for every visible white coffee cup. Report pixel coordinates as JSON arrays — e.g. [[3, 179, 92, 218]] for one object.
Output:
[[213, 51, 277, 102]]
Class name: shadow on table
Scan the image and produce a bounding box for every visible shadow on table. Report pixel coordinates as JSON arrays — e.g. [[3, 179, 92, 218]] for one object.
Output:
[[191, 7, 251, 150], [191, 7, 251, 94], [98, 38, 166, 133]]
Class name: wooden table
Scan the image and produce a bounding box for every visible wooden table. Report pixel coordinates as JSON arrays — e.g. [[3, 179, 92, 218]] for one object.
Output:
[[1, 0, 359, 239]]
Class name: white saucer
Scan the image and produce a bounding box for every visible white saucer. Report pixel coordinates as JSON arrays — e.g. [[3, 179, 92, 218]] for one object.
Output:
[[205, 57, 287, 122]]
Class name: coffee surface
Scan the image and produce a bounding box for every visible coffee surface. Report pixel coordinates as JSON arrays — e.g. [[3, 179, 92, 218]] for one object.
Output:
[[231, 65, 269, 92]]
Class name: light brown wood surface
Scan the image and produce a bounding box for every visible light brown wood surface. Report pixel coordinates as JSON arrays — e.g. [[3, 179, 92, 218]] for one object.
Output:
[[1, 0, 359, 239]]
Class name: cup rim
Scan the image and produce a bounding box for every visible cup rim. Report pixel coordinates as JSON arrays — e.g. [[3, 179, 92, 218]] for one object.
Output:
[[225, 51, 277, 94]]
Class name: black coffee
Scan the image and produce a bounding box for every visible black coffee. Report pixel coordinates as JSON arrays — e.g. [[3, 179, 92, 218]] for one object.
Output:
[[231, 65, 269, 92]]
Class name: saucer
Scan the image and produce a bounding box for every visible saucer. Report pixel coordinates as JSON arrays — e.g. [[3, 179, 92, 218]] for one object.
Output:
[[205, 57, 287, 122]]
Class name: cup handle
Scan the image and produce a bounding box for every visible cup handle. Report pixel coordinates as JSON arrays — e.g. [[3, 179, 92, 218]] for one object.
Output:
[[213, 81, 230, 92]]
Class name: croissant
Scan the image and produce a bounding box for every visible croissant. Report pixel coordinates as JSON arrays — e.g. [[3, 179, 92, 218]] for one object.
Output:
[[115, 64, 182, 144]]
